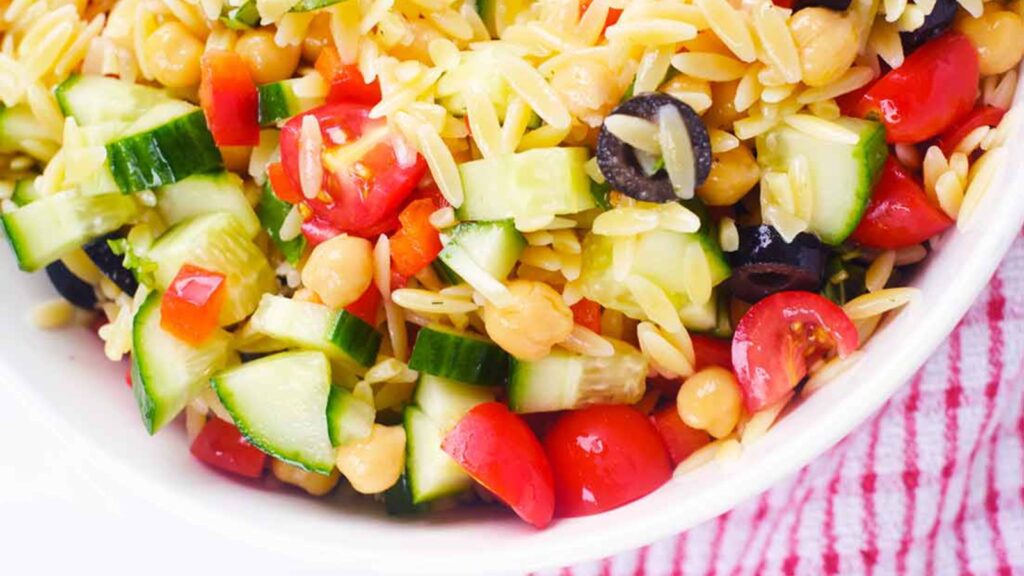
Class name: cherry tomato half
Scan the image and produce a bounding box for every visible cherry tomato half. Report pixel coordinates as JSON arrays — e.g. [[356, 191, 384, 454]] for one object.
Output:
[[850, 158, 953, 250], [199, 51, 260, 147], [935, 105, 1006, 156], [190, 417, 267, 479], [544, 404, 672, 518], [345, 284, 382, 326], [280, 103, 427, 240], [442, 402, 555, 528], [854, 33, 979, 143], [732, 291, 859, 412], [650, 406, 712, 466], [315, 46, 382, 105], [160, 264, 226, 344]]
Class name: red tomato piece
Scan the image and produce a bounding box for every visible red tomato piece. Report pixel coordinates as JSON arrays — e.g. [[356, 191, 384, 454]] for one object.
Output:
[[732, 291, 859, 412], [160, 264, 227, 345], [409, 181, 450, 208], [571, 298, 602, 333], [345, 284, 382, 326], [650, 406, 712, 466], [190, 417, 267, 479], [579, 0, 622, 31], [267, 162, 303, 204], [850, 159, 954, 250], [315, 46, 382, 105], [935, 105, 1006, 156], [199, 51, 260, 146], [390, 198, 443, 277], [280, 103, 428, 239], [544, 404, 672, 518], [853, 34, 979, 143], [691, 334, 733, 371], [442, 402, 555, 528]]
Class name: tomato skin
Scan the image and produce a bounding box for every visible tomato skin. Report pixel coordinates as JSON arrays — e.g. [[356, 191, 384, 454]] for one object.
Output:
[[544, 405, 672, 518], [691, 335, 733, 371], [442, 402, 555, 528], [315, 46, 382, 105], [345, 284, 382, 326], [571, 299, 602, 333], [850, 159, 953, 250], [732, 291, 859, 413], [280, 103, 427, 239], [650, 406, 712, 466], [389, 198, 443, 277], [935, 105, 1006, 156], [190, 417, 267, 479], [160, 265, 227, 344], [854, 34, 979, 143], [199, 51, 260, 146]]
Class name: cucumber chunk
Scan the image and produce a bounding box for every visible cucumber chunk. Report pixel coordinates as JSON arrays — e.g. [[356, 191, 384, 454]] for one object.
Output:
[[436, 49, 514, 119], [508, 340, 648, 413], [404, 406, 472, 504], [413, 374, 495, 432], [438, 220, 525, 284], [106, 101, 223, 192], [54, 75, 169, 126], [258, 79, 321, 127], [756, 117, 888, 245], [1, 191, 139, 272], [0, 104, 45, 154], [212, 351, 336, 474], [456, 147, 596, 221], [132, 291, 232, 434], [249, 294, 381, 369], [11, 177, 40, 207], [156, 172, 261, 238], [147, 213, 276, 326], [384, 473, 425, 516], [257, 182, 307, 264], [222, 0, 343, 29], [408, 325, 509, 386], [326, 386, 375, 446]]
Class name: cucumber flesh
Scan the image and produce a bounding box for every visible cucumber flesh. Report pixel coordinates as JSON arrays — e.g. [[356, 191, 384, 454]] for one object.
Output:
[[132, 291, 232, 434], [413, 374, 495, 432], [11, 177, 40, 207], [146, 212, 276, 326], [326, 386, 375, 446], [258, 79, 321, 127], [438, 220, 525, 283], [436, 49, 514, 119], [404, 406, 472, 504], [257, 182, 307, 264], [222, 0, 343, 29], [156, 172, 261, 239], [756, 117, 888, 245], [212, 351, 336, 474], [407, 325, 509, 386], [0, 104, 45, 154], [54, 75, 169, 126], [508, 340, 648, 413]]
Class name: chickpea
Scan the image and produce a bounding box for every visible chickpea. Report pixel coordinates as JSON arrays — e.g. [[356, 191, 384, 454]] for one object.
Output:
[[483, 280, 574, 360], [697, 145, 761, 206], [955, 8, 1024, 75], [660, 75, 712, 115], [334, 424, 406, 494], [219, 146, 252, 174], [676, 366, 743, 439], [301, 234, 374, 309], [703, 80, 742, 129], [551, 59, 619, 126], [143, 22, 203, 88], [302, 13, 332, 63], [235, 29, 301, 84], [790, 8, 859, 88], [271, 459, 341, 496]]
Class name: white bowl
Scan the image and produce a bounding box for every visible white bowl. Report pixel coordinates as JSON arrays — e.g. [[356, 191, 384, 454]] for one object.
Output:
[[3, 91, 1023, 575]]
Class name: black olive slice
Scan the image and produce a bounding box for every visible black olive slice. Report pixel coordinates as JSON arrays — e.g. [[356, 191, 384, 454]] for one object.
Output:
[[899, 0, 957, 54], [597, 92, 712, 203], [83, 232, 139, 295], [727, 225, 829, 302], [792, 0, 852, 12], [45, 261, 98, 310]]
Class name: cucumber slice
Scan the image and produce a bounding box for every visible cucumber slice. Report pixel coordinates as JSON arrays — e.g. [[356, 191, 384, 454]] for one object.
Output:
[[413, 374, 495, 432], [258, 79, 321, 127], [156, 172, 260, 239], [257, 182, 307, 264], [436, 50, 514, 119], [1, 191, 139, 272], [508, 340, 648, 413], [222, 0, 343, 29], [578, 229, 731, 327], [756, 117, 888, 245], [147, 212, 276, 326], [404, 406, 472, 504], [212, 351, 336, 474], [408, 325, 509, 386], [384, 473, 426, 516], [326, 386, 375, 446], [106, 101, 223, 192], [456, 147, 595, 221], [54, 75, 170, 126], [131, 291, 232, 434], [0, 104, 44, 154], [438, 220, 525, 284], [11, 178, 39, 207], [249, 294, 381, 369]]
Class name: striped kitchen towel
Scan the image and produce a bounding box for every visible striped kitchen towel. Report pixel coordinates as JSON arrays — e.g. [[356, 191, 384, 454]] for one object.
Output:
[[548, 231, 1024, 576]]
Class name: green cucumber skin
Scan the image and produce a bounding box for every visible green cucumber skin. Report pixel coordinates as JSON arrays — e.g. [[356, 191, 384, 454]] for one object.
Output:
[[11, 178, 38, 207], [403, 406, 472, 504], [257, 182, 307, 264], [106, 110, 223, 193], [439, 220, 526, 281], [407, 326, 509, 386], [384, 473, 426, 516], [841, 123, 889, 244], [326, 386, 374, 447], [328, 311, 382, 368], [257, 82, 300, 127], [223, 0, 342, 29]]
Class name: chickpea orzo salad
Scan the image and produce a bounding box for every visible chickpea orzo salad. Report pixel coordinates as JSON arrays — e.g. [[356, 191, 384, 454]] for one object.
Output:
[[0, 0, 1021, 527]]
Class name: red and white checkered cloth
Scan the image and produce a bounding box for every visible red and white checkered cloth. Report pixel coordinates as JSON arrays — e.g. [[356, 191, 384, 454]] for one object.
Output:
[[546, 230, 1024, 576]]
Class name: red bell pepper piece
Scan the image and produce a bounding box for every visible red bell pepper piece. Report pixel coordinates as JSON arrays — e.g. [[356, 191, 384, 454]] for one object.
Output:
[[190, 417, 267, 479], [160, 264, 227, 345], [650, 406, 712, 466], [199, 51, 260, 146], [571, 298, 602, 333], [389, 198, 443, 278], [267, 162, 303, 204], [315, 46, 382, 105]]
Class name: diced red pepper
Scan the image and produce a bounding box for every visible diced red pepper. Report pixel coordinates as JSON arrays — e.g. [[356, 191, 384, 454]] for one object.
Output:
[[389, 198, 443, 277], [935, 106, 1006, 156], [315, 46, 382, 105], [268, 162, 303, 204], [571, 299, 602, 333], [345, 284, 382, 326], [190, 417, 267, 479], [691, 334, 734, 371], [199, 51, 260, 146], [650, 406, 712, 466], [160, 264, 227, 345]]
